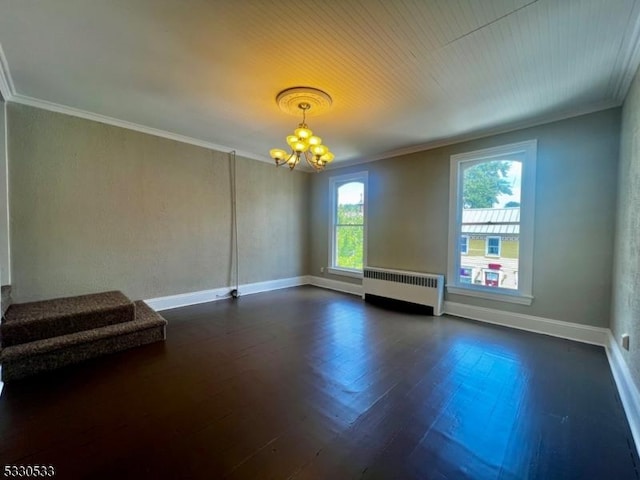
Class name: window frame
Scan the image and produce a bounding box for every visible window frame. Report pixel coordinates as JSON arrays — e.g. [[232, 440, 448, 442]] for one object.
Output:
[[447, 140, 536, 305], [328, 171, 368, 278]]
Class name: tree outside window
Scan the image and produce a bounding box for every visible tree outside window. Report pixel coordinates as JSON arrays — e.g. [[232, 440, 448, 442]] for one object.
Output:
[[329, 172, 368, 276], [448, 140, 536, 305]]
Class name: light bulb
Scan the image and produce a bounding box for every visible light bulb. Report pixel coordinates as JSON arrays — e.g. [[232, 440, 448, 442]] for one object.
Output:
[[294, 140, 308, 152], [270, 148, 287, 160], [294, 127, 313, 139], [320, 152, 334, 163], [311, 144, 328, 157]]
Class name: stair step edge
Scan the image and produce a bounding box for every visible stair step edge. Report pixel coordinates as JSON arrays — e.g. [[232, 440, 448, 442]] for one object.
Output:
[[1, 309, 166, 361], [3, 291, 133, 323]]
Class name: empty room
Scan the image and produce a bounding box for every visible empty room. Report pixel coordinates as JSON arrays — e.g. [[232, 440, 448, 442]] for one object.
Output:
[[0, 1, 639, 479]]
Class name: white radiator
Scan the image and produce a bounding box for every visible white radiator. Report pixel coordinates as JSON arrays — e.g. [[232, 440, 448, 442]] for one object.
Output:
[[363, 267, 444, 316]]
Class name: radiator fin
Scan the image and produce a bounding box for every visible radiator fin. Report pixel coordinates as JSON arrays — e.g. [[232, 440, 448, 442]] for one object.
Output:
[[363, 269, 440, 289]]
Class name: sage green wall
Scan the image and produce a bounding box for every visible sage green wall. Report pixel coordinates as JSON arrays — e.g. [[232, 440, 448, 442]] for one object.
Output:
[[612, 66, 640, 392], [8, 103, 309, 303], [310, 108, 620, 327]]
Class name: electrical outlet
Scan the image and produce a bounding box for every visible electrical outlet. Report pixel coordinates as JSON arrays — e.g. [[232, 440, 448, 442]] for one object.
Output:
[[621, 333, 630, 351], [320, 267, 325, 273]]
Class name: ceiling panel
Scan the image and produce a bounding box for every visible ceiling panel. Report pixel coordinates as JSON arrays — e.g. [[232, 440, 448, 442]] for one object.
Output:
[[0, 0, 638, 167]]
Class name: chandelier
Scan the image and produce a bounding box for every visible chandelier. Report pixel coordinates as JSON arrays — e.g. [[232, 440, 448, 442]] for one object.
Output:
[[269, 87, 335, 172]]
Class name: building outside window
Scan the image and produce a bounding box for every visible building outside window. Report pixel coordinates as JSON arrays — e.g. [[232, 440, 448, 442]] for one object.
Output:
[[447, 140, 536, 304]]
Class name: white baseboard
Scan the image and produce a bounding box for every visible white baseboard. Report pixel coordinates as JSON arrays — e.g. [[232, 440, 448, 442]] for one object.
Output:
[[144, 276, 308, 311], [443, 301, 609, 346], [605, 331, 640, 457], [233, 276, 308, 296], [308, 275, 363, 296]]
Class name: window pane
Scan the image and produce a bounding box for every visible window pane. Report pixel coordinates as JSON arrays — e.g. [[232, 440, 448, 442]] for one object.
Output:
[[487, 237, 500, 255], [336, 225, 363, 269], [460, 236, 469, 254], [337, 182, 364, 225], [463, 160, 521, 208], [459, 160, 521, 291]]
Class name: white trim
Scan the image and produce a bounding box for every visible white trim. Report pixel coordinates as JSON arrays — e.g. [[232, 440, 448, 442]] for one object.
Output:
[[0, 98, 9, 284], [326, 267, 363, 279], [605, 331, 640, 457], [447, 140, 536, 305], [322, 100, 619, 170], [612, 0, 640, 103], [446, 286, 533, 305], [0, 43, 16, 101], [328, 171, 368, 273], [9, 93, 269, 165], [236, 276, 308, 296], [443, 301, 609, 346], [144, 287, 227, 311], [308, 275, 364, 297], [144, 276, 308, 311]]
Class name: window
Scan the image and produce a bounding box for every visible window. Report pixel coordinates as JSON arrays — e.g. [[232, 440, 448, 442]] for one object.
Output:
[[486, 236, 501, 256], [329, 171, 368, 277], [460, 235, 469, 255], [447, 140, 536, 305], [484, 270, 500, 287], [460, 267, 473, 284]]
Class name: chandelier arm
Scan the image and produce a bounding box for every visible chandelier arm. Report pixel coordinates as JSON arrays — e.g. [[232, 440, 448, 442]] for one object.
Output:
[[304, 151, 324, 172]]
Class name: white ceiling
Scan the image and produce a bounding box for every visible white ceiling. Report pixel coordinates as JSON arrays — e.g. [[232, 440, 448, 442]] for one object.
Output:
[[1, 0, 639, 168]]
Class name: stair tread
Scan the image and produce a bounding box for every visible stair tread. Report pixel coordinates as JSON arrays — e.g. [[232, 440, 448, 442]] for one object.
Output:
[[1, 301, 166, 360], [3, 291, 131, 323], [1, 291, 135, 347]]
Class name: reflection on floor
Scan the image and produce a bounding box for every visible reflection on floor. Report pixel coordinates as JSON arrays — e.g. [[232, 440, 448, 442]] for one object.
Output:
[[0, 286, 637, 479]]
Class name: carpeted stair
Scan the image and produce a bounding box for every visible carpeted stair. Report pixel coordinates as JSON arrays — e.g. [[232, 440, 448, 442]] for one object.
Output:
[[0, 291, 167, 382], [1, 285, 10, 317]]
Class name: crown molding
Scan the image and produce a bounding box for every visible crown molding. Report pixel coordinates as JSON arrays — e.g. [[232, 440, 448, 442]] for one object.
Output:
[[612, 0, 640, 103], [10, 93, 270, 164], [0, 40, 272, 165], [325, 99, 621, 171], [0, 39, 270, 163]]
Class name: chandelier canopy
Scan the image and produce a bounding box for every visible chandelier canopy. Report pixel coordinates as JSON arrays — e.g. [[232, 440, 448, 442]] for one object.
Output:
[[269, 87, 335, 172]]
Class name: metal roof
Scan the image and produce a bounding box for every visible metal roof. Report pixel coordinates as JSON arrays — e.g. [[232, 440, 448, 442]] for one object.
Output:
[[461, 208, 520, 235]]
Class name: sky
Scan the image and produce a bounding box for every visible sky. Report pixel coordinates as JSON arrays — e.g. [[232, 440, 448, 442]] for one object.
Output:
[[338, 182, 364, 205], [496, 161, 521, 207]]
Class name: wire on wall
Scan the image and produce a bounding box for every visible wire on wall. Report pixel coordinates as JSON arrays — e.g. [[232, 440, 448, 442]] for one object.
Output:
[[229, 150, 240, 299]]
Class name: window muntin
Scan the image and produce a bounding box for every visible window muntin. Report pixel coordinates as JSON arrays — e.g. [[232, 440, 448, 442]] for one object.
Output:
[[329, 172, 367, 277], [448, 140, 536, 305]]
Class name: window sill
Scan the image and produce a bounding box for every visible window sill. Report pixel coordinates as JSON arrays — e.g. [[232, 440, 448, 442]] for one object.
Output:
[[327, 267, 363, 279], [446, 285, 533, 305]]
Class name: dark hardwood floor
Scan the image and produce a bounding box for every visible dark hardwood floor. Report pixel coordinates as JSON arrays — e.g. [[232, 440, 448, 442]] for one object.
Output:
[[0, 286, 638, 479]]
